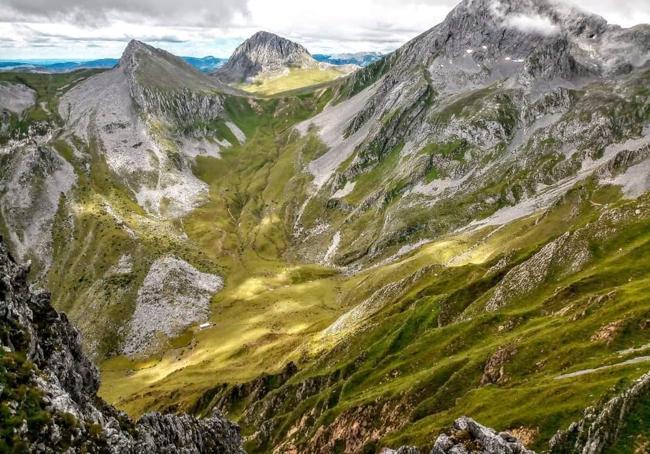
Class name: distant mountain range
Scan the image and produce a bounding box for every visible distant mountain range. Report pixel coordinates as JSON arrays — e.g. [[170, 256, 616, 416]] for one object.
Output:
[[0, 51, 382, 74], [0, 56, 227, 73], [313, 52, 383, 66]]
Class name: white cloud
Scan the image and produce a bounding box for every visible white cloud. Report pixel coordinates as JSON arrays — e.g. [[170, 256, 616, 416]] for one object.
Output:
[[504, 13, 560, 36], [561, 0, 650, 28]]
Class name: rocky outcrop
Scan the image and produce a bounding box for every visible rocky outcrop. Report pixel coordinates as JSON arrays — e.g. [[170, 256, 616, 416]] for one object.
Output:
[[120, 41, 227, 128], [549, 371, 650, 454], [481, 344, 518, 385], [383, 417, 535, 454], [214, 31, 319, 83], [0, 82, 36, 115], [485, 231, 591, 311], [431, 417, 535, 454], [0, 143, 75, 281], [122, 256, 223, 357], [0, 238, 244, 452]]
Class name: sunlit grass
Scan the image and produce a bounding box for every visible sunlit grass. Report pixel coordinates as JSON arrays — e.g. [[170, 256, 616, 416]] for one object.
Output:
[[236, 68, 347, 96]]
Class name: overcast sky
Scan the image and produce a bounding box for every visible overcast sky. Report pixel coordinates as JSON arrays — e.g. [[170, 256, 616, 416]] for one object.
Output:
[[1, 0, 649, 60]]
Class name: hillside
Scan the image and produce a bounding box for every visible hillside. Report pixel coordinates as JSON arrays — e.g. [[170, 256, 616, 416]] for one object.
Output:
[[0, 238, 244, 452], [1, 0, 650, 452]]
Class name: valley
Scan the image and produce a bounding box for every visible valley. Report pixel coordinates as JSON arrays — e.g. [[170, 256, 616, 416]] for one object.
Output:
[[1, 0, 650, 452]]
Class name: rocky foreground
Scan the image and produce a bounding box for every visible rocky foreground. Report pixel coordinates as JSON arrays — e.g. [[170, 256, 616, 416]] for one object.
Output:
[[383, 369, 650, 454], [0, 238, 243, 453]]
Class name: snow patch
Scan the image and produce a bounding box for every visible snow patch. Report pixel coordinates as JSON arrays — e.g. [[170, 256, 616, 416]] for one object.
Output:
[[226, 121, 246, 144], [323, 231, 341, 264], [296, 84, 378, 189]]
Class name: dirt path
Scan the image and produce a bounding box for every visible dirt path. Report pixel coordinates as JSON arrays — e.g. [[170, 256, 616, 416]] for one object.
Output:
[[554, 356, 650, 380]]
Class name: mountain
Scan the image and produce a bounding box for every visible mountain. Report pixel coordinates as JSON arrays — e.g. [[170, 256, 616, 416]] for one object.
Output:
[[0, 58, 119, 73], [214, 31, 321, 83], [0, 56, 226, 74], [292, 0, 650, 267], [1, 40, 249, 361], [314, 51, 384, 67], [181, 56, 227, 72], [59, 39, 241, 219], [1, 0, 650, 452]]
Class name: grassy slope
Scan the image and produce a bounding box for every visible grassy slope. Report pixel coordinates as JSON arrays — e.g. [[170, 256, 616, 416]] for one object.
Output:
[[237, 68, 348, 96], [59, 78, 648, 452], [230, 184, 650, 453]]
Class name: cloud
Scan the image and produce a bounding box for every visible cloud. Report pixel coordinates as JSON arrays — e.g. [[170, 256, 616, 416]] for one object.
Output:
[[0, 0, 250, 27], [560, 0, 650, 27], [504, 13, 560, 36]]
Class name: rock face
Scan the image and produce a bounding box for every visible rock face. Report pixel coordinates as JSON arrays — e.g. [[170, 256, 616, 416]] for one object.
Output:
[[549, 371, 650, 454], [431, 417, 535, 454], [292, 0, 650, 267], [382, 417, 535, 454], [0, 82, 36, 114], [0, 144, 76, 279], [0, 238, 244, 452], [59, 39, 237, 218], [214, 31, 319, 83], [122, 256, 224, 357]]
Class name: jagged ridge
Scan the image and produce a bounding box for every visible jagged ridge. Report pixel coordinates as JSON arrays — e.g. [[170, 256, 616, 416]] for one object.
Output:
[[0, 238, 244, 452]]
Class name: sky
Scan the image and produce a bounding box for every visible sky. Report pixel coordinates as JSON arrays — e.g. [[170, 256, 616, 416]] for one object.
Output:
[[1, 0, 649, 60]]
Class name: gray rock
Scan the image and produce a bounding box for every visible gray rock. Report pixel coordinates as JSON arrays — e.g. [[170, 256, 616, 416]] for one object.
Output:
[[214, 31, 319, 83], [0, 238, 244, 453], [59, 39, 236, 218], [549, 371, 650, 454], [431, 417, 535, 454], [0, 82, 36, 114]]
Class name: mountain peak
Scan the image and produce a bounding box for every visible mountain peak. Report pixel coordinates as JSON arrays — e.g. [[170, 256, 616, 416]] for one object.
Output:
[[445, 0, 608, 38], [214, 31, 318, 83], [119, 39, 156, 67]]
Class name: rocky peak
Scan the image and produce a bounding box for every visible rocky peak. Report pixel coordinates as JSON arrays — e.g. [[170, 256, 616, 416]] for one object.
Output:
[[350, 0, 648, 100], [119, 39, 155, 69], [214, 31, 318, 83], [117, 39, 219, 90], [426, 0, 610, 59], [233, 30, 314, 65], [446, 0, 607, 35]]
